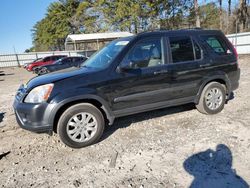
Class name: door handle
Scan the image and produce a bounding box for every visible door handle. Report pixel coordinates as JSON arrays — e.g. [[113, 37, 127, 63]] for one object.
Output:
[[200, 63, 211, 68], [154, 70, 168, 75]]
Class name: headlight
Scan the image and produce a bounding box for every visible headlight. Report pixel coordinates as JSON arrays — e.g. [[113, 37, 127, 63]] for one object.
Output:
[[24, 83, 54, 103]]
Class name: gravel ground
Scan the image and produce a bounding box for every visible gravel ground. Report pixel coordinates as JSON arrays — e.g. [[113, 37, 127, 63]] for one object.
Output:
[[0, 57, 249, 188]]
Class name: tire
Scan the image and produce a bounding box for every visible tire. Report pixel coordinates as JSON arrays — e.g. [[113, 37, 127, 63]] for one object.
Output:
[[196, 82, 226, 114], [38, 67, 49, 75], [57, 103, 105, 148], [31, 66, 38, 72]]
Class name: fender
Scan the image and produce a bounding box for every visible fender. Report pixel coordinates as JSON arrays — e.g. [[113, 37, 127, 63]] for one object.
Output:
[[48, 94, 115, 127], [195, 73, 231, 104]]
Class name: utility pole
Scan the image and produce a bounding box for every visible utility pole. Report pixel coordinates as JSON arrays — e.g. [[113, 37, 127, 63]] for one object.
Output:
[[219, 0, 223, 31]]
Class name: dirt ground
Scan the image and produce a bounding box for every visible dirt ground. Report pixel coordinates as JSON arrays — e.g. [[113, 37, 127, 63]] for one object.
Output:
[[0, 57, 249, 188]]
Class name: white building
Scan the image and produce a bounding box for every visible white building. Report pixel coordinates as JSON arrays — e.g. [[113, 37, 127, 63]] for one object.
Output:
[[65, 32, 133, 51], [226, 32, 250, 54]]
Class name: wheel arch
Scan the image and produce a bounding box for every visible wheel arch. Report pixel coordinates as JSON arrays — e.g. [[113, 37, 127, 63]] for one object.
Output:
[[50, 95, 115, 133], [195, 75, 231, 104]]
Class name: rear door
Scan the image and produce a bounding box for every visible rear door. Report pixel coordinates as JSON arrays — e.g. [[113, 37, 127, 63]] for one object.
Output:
[[167, 35, 204, 100]]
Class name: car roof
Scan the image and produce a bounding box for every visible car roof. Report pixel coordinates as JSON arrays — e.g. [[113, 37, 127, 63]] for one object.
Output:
[[135, 29, 223, 38]]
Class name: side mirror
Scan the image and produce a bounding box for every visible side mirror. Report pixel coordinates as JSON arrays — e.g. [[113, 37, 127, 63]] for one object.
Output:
[[118, 62, 136, 72]]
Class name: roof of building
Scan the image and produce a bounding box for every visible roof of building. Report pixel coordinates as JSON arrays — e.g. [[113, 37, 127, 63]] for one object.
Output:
[[66, 32, 134, 43]]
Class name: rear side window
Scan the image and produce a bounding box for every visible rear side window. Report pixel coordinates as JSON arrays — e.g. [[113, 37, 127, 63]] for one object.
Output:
[[169, 36, 194, 63], [200, 35, 231, 55]]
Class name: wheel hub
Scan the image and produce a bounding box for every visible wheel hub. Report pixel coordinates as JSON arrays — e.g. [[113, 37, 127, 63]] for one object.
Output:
[[205, 87, 223, 110], [66, 112, 97, 143]]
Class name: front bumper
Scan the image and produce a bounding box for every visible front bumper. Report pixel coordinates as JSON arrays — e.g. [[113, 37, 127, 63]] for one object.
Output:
[[13, 98, 54, 133]]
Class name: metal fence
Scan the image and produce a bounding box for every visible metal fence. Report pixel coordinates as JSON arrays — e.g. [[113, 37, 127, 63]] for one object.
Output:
[[226, 32, 250, 55], [0, 50, 96, 68]]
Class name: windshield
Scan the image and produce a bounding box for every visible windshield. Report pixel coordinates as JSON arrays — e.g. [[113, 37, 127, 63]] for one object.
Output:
[[53, 58, 66, 64], [33, 58, 42, 62], [53, 59, 62, 64], [81, 38, 132, 69]]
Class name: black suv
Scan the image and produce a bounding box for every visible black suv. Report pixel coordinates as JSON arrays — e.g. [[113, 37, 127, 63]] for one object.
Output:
[[13, 29, 240, 148]]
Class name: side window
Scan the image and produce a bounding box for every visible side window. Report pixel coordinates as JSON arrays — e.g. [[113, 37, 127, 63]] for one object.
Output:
[[66, 58, 72, 63], [73, 57, 79, 62], [200, 35, 230, 55], [60, 59, 67, 64], [193, 41, 201, 60], [122, 38, 163, 69], [53, 56, 60, 61], [169, 36, 194, 63], [60, 58, 70, 64], [43, 57, 51, 62]]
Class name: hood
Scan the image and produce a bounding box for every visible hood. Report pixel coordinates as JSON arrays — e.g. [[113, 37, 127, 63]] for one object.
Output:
[[41, 63, 58, 69], [30, 60, 43, 65], [26, 66, 99, 90]]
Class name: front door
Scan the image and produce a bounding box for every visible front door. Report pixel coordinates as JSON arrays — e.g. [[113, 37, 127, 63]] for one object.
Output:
[[107, 37, 172, 115]]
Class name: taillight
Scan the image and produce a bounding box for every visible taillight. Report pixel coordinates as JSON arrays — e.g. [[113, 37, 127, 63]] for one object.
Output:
[[228, 40, 238, 59], [233, 46, 238, 59]]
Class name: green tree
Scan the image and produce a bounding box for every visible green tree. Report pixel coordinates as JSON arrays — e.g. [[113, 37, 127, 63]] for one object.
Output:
[[200, 3, 220, 29], [32, 0, 80, 51]]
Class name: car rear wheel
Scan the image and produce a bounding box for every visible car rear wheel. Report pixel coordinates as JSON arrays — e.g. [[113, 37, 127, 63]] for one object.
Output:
[[196, 82, 226, 114], [57, 103, 105, 148]]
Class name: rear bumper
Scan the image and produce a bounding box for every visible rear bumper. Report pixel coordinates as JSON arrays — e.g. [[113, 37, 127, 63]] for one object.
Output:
[[13, 99, 54, 133]]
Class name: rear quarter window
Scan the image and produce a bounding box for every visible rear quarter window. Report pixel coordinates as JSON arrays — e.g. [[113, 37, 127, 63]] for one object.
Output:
[[200, 35, 232, 56]]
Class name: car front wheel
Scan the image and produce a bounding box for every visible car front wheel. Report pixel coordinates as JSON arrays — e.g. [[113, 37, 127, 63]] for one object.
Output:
[[38, 67, 49, 75], [57, 103, 105, 148], [196, 82, 226, 114]]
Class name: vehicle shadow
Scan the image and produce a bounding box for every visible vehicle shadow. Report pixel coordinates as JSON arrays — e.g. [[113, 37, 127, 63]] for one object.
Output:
[[227, 92, 235, 102], [0, 73, 14, 76], [183, 144, 249, 188], [0, 112, 5, 123], [101, 103, 195, 141], [0, 151, 11, 160], [0, 71, 14, 77]]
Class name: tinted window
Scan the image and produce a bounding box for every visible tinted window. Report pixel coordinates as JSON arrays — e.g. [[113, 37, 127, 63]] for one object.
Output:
[[43, 57, 51, 62], [169, 37, 194, 63], [53, 56, 60, 61], [72, 57, 81, 62], [200, 35, 230, 55], [60, 59, 68, 64], [122, 38, 163, 68], [83, 39, 131, 69], [193, 41, 201, 60]]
